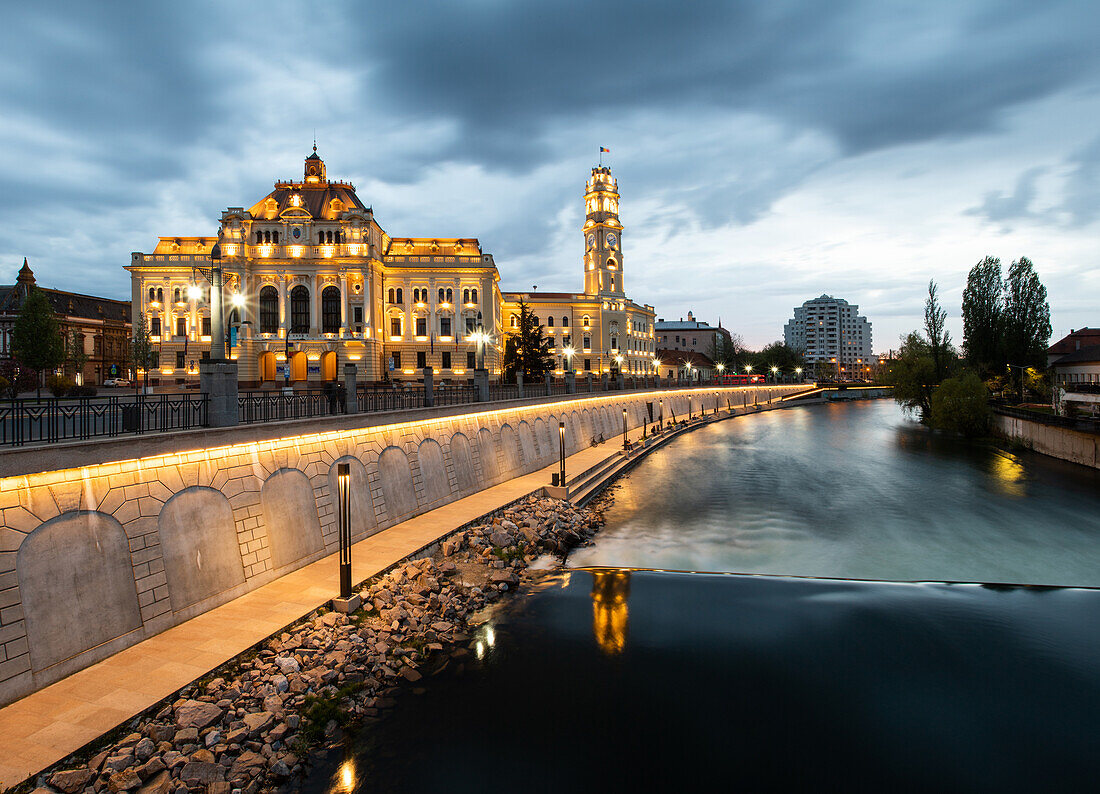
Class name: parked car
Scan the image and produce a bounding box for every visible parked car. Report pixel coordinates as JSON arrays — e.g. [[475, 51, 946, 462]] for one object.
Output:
[[103, 378, 130, 387]]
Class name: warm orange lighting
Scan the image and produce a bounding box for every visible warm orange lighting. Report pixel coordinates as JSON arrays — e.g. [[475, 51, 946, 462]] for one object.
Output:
[[290, 245, 304, 258], [347, 354, 362, 361], [259, 244, 273, 258]]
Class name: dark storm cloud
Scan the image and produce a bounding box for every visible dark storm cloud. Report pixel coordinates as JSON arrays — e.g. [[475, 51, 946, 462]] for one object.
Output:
[[352, 0, 1100, 168]]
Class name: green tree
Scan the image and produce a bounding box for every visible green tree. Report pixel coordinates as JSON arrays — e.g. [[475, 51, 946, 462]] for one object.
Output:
[[961, 256, 1003, 376], [1003, 256, 1051, 369], [501, 300, 552, 380], [748, 341, 804, 379], [924, 279, 952, 381], [709, 333, 744, 370], [929, 371, 991, 437], [887, 332, 938, 421], [11, 286, 64, 399], [131, 312, 154, 393]]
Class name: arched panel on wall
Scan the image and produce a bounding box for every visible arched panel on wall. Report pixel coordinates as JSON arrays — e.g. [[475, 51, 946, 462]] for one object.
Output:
[[449, 432, 477, 493], [326, 457, 375, 543], [417, 438, 451, 506], [477, 428, 500, 484], [518, 421, 538, 470], [378, 446, 419, 521], [18, 511, 141, 672], [571, 411, 584, 451], [499, 424, 523, 475], [159, 487, 245, 613], [261, 469, 324, 571], [533, 418, 550, 463]]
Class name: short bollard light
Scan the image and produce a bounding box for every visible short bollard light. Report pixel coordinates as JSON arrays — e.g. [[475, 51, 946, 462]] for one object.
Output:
[[331, 462, 359, 613], [558, 421, 566, 486], [622, 407, 628, 451]]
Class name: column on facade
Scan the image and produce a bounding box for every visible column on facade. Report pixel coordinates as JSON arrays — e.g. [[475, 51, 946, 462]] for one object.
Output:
[[278, 276, 288, 333]]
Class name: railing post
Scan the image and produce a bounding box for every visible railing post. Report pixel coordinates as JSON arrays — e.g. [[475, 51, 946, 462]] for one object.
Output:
[[586, 372, 593, 392], [545, 372, 551, 396], [565, 370, 576, 394], [423, 366, 434, 407], [616, 371, 625, 391], [343, 364, 358, 414], [199, 360, 238, 427], [474, 368, 490, 402], [516, 371, 524, 399], [601, 371, 609, 391]]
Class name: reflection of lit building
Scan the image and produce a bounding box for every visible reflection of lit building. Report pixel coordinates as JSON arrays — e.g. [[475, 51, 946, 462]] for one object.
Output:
[[591, 569, 631, 655]]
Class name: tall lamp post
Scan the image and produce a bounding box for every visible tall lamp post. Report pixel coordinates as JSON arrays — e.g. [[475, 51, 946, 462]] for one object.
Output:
[[622, 407, 628, 451], [332, 462, 360, 613], [771, 365, 779, 384], [191, 242, 225, 360], [558, 421, 566, 486]]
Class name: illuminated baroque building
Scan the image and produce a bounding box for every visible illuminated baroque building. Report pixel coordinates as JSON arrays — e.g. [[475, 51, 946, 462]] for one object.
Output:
[[502, 166, 656, 375], [125, 154, 653, 386]]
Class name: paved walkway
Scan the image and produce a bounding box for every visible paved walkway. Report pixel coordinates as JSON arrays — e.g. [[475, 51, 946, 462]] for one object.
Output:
[[0, 430, 653, 786]]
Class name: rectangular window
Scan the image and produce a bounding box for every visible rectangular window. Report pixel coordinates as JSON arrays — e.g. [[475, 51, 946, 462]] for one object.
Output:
[[584, 358, 591, 371], [466, 317, 476, 334], [353, 306, 363, 323], [175, 351, 185, 368], [467, 351, 475, 368], [392, 351, 401, 368], [150, 352, 159, 368], [391, 317, 401, 337], [202, 317, 211, 336], [150, 317, 161, 336], [416, 317, 427, 336], [583, 336, 591, 350], [440, 317, 451, 337], [201, 351, 209, 360], [176, 317, 186, 336], [442, 351, 451, 368], [417, 351, 426, 368]]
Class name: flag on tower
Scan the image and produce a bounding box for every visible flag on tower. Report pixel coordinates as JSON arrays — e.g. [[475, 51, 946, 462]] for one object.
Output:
[[600, 147, 610, 153]]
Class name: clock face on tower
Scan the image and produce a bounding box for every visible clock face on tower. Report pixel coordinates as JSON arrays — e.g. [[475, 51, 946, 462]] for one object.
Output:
[[606, 233, 617, 248], [586, 233, 595, 249]]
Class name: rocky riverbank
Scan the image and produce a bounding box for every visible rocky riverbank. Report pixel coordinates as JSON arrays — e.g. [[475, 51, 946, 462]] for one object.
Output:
[[21, 495, 603, 794]]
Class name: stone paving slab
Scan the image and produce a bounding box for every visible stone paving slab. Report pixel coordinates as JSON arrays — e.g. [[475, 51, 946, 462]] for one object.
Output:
[[0, 434, 640, 787]]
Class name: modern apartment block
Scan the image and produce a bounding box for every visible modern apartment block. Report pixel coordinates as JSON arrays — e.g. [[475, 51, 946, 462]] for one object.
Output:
[[783, 295, 873, 378]]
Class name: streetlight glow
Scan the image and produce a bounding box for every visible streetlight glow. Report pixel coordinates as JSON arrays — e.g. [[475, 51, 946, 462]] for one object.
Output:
[[187, 284, 203, 302]]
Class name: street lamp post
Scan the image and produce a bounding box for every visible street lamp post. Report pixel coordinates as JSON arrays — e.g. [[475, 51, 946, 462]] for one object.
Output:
[[191, 243, 225, 361], [771, 365, 779, 384], [337, 463, 352, 598], [558, 421, 566, 485], [622, 407, 628, 451]]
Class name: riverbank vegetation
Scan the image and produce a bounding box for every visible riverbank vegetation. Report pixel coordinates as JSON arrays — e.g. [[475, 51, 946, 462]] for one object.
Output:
[[883, 256, 1052, 437]]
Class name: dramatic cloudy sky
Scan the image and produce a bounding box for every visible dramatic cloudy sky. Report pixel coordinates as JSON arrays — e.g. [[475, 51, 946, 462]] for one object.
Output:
[[2, 0, 1098, 350]]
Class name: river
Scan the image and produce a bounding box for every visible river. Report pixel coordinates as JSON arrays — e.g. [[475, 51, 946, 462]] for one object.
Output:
[[305, 400, 1100, 792]]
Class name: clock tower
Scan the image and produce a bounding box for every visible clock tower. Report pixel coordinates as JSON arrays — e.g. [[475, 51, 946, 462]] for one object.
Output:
[[583, 166, 623, 297]]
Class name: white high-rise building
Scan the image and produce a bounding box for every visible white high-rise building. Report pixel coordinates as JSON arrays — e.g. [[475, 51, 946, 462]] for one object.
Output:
[[784, 295, 873, 378]]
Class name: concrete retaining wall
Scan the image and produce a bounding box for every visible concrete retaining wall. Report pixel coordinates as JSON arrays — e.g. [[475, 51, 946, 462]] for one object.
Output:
[[0, 385, 798, 706], [992, 412, 1100, 470]]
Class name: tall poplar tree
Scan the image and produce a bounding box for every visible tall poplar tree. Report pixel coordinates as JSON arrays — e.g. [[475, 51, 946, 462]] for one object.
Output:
[[1003, 256, 1051, 369], [12, 286, 64, 399], [923, 280, 952, 381], [961, 256, 1004, 376]]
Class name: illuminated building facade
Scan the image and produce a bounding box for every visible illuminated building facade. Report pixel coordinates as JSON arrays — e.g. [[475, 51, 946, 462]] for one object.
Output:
[[783, 294, 873, 378], [125, 149, 502, 386], [501, 166, 656, 375]]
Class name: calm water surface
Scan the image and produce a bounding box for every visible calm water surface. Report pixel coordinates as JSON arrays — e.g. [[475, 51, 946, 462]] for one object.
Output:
[[572, 400, 1100, 585], [306, 401, 1100, 793]]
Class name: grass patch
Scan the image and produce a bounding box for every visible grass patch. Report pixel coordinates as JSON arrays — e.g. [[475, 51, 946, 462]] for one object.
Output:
[[295, 681, 367, 749], [491, 542, 526, 563]]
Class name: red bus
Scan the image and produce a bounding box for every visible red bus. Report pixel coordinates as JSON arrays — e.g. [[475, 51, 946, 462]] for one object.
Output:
[[716, 374, 764, 386]]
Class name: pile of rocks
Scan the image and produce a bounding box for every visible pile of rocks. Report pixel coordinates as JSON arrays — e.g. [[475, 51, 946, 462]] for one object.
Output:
[[31, 496, 602, 794]]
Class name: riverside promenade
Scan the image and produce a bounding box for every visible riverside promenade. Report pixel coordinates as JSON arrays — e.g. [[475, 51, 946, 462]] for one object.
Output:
[[0, 411, 719, 786]]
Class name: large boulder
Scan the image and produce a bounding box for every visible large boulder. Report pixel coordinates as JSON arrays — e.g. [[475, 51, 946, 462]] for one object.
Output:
[[49, 769, 94, 793], [174, 700, 223, 730], [178, 761, 224, 786]]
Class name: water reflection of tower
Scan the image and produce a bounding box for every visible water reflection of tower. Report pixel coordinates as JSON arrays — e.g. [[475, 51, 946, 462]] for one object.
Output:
[[591, 570, 632, 655]]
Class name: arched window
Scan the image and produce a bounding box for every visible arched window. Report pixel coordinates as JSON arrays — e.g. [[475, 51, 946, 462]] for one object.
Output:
[[148, 287, 155, 302], [335, 231, 341, 243], [446, 288, 453, 302], [510, 314, 518, 328], [438, 288, 445, 303], [263, 230, 270, 243], [610, 276, 616, 292], [388, 288, 395, 304], [471, 288, 478, 303], [256, 231, 263, 243], [272, 231, 280, 244], [259, 286, 278, 334], [562, 316, 568, 327], [157, 288, 163, 303], [396, 288, 403, 304], [582, 315, 590, 327], [290, 285, 310, 333], [547, 316, 554, 327], [173, 287, 181, 303], [463, 289, 470, 304], [322, 286, 341, 333]]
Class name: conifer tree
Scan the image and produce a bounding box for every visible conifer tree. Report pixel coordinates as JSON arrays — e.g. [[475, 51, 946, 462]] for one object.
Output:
[[502, 300, 553, 380], [12, 286, 64, 399]]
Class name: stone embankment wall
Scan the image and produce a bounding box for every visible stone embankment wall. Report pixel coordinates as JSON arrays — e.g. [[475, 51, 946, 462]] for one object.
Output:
[[0, 385, 799, 706], [992, 412, 1099, 469]]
